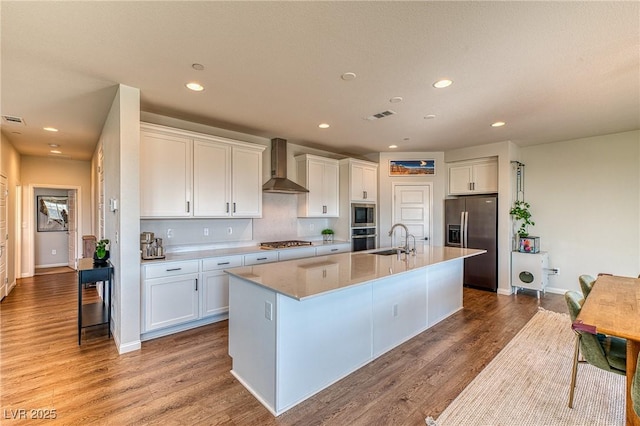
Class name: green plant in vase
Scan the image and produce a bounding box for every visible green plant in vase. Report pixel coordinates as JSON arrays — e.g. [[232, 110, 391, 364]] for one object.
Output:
[[509, 200, 535, 237], [321, 229, 334, 243], [95, 239, 110, 263]]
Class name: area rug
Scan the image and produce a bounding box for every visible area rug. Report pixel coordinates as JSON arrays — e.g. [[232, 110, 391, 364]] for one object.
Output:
[[426, 309, 625, 426]]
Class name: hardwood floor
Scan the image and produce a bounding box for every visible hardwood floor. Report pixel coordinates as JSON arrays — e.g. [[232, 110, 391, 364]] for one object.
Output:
[[1, 272, 567, 425]]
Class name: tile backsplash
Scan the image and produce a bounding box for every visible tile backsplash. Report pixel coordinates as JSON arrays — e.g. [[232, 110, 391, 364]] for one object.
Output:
[[141, 193, 334, 251]]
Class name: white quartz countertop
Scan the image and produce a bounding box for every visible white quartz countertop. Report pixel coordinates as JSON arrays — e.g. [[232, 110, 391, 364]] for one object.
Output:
[[225, 245, 485, 300], [140, 240, 349, 264]]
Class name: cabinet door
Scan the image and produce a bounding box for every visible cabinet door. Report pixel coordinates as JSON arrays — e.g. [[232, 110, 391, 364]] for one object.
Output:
[[361, 166, 378, 202], [193, 140, 231, 217], [322, 161, 339, 216], [140, 130, 192, 217], [231, 146, 263, 217], [306, 159, 327, 216], [472, 161, 498, 193], [201, 270, 229, 318], [144, 274, 199, 332], [351, 164, 377, 202], [448, 164, 473, 195]]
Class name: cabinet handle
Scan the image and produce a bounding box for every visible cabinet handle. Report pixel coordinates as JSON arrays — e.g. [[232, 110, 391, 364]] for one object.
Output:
[[257, 257, 267, 261], [186, 201, 190, 213], [226, 202, 229, 213], [195, 278, 198, 291], [217, 262, 230, 266], [323, 205, 327, 214], [233, 202, 236, 213], [363, 191, 367, 199], [166, 267, 182, 271], [330, 248, 338, 252]]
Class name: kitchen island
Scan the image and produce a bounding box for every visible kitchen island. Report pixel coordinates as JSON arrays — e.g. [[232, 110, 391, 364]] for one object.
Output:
[[226, 245, 484, 416]]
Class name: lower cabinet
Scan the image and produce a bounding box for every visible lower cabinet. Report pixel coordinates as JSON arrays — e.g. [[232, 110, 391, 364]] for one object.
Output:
[[201, 255, 243, 318], [144, 272, 199, 332]]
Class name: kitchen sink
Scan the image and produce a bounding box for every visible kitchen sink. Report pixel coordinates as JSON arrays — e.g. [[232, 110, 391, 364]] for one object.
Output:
[[370, 248, 406, 256]]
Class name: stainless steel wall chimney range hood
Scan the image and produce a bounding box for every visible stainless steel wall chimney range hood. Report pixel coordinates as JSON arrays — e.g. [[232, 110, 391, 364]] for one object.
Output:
[[262, 138, 309, 194]]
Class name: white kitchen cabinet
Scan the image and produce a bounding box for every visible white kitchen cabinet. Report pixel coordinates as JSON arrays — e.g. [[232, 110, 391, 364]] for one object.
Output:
[[278, 246, 317, 261], [315, 243, 351, 256], [200, 255, 243, 318], [140, 128, 192, 217], [447, 158, 498, 195], [141, 123, 265, 218], [244, 251, 279, 266], [142, 260, 200, 332], [296, 154, 339, 217], [341, 158, 378, 203]]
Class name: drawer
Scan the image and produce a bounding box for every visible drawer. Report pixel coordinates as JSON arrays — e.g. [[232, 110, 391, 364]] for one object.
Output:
[[316, 244, 351, 256], [144, 260, 199, 279], [244, 251, 278, 266], [278, 246, 316, 261], [202, 255, 243, 272]]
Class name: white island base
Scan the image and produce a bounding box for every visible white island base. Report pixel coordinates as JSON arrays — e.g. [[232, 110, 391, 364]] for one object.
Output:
[[228, 248, 481, 416]]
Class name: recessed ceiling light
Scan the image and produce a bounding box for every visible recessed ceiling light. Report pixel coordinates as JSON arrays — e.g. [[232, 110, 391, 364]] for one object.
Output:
[[491, 121, 506, 127], [389, 96, 403, 103], [50, 150, 62, 154], [185, 82, 204, 92], [433, 79, 453, 89], [388, 145, 398, 149], [192, 63, 205, 71], [341, 72, 357, 81], [318, 123, 330, 129], [424, 114, 436, 120], [43, 127, 58, 132], [48, 143, 59, 148]]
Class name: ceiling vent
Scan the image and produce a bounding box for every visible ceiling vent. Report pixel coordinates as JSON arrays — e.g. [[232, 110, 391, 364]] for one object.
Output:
[[2, 115, 26, 125], [365, 110, 397, 121]]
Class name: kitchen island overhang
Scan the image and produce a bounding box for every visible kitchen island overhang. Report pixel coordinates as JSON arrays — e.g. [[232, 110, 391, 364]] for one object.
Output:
[[226, 245, 485, 416]]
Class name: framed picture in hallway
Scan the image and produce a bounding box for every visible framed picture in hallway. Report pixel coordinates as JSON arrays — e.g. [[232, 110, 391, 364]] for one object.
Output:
[[37, 195, 69, 232]]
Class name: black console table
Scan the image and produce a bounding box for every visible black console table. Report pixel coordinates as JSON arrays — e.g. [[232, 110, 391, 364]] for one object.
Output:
[[78, 258, 113, 345]]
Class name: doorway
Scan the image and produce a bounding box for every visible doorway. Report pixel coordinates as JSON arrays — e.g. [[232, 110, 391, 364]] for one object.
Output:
[[24, 184, 81, 278], [392, 183, 432, 247]]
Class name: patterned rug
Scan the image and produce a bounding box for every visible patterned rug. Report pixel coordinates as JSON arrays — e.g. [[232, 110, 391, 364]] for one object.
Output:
[[426, 309, 625, 425]]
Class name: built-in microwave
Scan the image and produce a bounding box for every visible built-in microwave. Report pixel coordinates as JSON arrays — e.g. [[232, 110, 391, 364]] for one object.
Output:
[[352, 203, 375, 227]]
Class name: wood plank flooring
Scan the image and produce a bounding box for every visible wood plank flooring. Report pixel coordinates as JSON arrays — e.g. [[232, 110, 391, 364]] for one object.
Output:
[[1, 272, 567, 425]]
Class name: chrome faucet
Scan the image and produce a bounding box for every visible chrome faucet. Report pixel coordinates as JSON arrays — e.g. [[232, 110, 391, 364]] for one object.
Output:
[[388, 223, 410, 253]]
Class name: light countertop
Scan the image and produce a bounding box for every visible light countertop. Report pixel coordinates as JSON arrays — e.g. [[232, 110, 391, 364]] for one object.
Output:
[[140, 240, 350, 264], [226, 245, 485, 300]]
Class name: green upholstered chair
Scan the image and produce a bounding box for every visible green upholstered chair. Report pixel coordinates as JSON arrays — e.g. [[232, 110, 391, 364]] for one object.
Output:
[[565, 291, 626, 408], [578, 274, 596, 298]]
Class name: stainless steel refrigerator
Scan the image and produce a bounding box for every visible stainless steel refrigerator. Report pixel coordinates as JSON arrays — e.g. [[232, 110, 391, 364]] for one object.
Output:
[[445, 196, 497, 291]]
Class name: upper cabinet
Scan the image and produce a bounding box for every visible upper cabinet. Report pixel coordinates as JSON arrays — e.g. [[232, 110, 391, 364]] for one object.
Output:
[[295, 154, 339, 217], [140, 123, 265, 218], [447, 157, 498, 195], [340, 158, 378, 203]]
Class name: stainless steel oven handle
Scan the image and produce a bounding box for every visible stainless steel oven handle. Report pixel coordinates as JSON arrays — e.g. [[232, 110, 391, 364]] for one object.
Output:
[[352, 235, 377, 239]]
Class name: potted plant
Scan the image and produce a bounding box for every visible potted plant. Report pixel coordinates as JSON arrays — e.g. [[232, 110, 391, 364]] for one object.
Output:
[[94, 239, 110, 264], [509, 200, 535, 237], [321, 229, 334, 243]]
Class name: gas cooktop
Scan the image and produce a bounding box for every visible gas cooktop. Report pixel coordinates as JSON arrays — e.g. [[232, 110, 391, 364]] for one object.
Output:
[[260, 240, 313, 249]]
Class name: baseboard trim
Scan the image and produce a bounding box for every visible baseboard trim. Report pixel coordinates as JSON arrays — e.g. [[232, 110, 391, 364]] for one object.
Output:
[[35, 263, 69, 268]]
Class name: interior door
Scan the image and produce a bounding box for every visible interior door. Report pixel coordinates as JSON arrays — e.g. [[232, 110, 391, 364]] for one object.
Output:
[[67, 189, 77, 269], [392, 184, 431, 247]]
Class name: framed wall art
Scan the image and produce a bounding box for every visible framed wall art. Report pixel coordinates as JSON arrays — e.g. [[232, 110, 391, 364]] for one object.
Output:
[[37, 195, 69, 232], [389, 159, 435, 176]]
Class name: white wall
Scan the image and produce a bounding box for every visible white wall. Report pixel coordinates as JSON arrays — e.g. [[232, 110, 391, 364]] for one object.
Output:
[[521, 130, 639, 291], [1, 133, 21, 291], [99, 84, 141, 354]]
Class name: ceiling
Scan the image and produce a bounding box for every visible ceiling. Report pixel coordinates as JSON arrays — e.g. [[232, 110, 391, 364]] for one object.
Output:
[[1, 1, 639, 161]]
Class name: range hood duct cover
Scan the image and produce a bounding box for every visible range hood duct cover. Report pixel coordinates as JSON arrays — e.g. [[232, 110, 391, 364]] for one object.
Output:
[[262, 138, 309, 194]]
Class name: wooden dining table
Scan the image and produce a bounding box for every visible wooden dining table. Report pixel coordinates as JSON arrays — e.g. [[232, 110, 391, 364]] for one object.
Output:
[[574, 274, 640, 426]]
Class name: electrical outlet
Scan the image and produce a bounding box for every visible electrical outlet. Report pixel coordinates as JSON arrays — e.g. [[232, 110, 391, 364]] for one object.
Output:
[[310, 224, 315, 231], [167, 228, 173, 239], [392, 304, 399, 317], [227, 227, 233, 235], [51, 249, 57, 255], [203, 227, 209, 236], [264, 301, 273, 321]]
